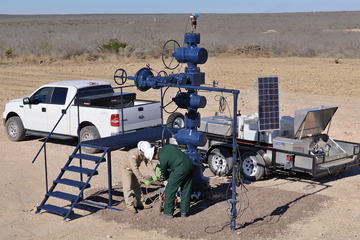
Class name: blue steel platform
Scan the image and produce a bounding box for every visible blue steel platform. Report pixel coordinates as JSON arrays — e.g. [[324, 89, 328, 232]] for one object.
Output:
[[82, 126, 180, 150]]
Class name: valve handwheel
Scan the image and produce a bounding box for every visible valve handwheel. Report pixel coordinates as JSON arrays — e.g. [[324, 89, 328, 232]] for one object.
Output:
[[162, 40, 180, 70], [162, 87, 181, 114], [114, 68, 127, 85]]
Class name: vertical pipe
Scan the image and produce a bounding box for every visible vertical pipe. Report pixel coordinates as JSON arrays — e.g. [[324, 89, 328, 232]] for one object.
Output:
[[76, 93, 84, 184], [107, 150, 113, 207], [121, 87, 125, 134], [44, 144, 48, 193], [230, 90, 239, 231], [77, 93, 80, 145], [160, 87, 164, 127], [80, 158, 83, 183]]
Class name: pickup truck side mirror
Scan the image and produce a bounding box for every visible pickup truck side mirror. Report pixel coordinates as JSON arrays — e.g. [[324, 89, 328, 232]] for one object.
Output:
[[23, 97, 30, 105]]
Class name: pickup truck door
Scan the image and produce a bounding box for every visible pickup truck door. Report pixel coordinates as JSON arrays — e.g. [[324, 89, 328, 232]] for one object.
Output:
[[23, 87, 49, 132], [24, 87, 70, 134], [46, 87, 70, 134]]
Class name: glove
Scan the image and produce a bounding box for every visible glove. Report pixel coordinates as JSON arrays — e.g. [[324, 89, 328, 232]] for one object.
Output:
[[156, 166, 162, 176], [152, 175, 158, 182], [145, 180, 151, 186]]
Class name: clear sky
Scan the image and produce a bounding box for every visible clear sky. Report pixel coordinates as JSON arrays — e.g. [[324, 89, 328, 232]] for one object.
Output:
[[1, 0, 359, 15]]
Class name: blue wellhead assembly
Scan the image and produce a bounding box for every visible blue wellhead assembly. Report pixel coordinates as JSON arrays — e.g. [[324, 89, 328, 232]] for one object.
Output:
[[115, 13, 211, 190], [114, 13, 240, 230]]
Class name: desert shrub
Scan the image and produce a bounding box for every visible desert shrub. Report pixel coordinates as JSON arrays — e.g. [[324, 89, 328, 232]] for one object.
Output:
[[4, 47, 13, 58], [147, 45, 163, 59], [19, 54, 37, 63], [132, 47, 146, 59], [27, 38, 53, 56], [102, 38, 127, 52], [53, 35, 91, 59], [72, 53, 96, 62], [260, 34, 290, 56], [118, 45, 135, 58]]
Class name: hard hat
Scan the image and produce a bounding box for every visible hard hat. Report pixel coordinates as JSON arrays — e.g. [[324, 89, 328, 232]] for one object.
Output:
[[137, 141, 151, 153], [144, 146, 155, 161]]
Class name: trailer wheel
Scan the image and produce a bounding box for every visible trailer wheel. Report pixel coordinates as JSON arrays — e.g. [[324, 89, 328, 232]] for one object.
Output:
[[80, 126, 101, 154], [241, 152, 265, 181], [5, 116, 26, 141], [166, 112, 185, 128], [208, 147, 233, 176]]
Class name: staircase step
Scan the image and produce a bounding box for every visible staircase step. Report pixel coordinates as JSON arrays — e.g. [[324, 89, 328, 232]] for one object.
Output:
[[46, 191, 83, 202], [70, 153, 105, 163], [62, 166, 98, 176], [54, 178, 90, 189], [37, 204, 73, 217]]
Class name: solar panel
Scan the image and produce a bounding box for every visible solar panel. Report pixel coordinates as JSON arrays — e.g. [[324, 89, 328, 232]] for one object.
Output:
[[257, 76, 280, 131]]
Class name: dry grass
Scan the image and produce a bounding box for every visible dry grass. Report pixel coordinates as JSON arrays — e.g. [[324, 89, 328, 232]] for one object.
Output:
[[1, 12, 360, 62]]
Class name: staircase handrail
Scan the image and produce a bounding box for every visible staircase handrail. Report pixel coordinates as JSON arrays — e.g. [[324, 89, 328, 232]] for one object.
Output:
[[31, 92, 79, 164]]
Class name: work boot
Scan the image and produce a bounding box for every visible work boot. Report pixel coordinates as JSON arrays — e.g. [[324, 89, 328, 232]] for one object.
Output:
[[137, 203, 152, 210], [128, 207, 137, 214]]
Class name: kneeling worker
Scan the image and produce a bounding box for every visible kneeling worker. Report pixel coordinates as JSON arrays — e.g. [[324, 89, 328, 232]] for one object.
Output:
[[121, 141, 158, 213], [144, 144, 194, 218]]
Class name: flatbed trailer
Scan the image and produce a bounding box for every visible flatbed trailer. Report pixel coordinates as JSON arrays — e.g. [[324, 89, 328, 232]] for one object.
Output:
[[199, 106, 360, 181]]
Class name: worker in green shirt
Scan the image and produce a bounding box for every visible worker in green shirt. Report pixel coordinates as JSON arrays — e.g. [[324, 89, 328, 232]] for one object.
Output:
[[145, 144, 194, 218]]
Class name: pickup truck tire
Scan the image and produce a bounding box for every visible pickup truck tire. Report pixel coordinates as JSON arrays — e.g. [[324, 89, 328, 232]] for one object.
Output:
[[208, 147, 233, 176], [80, 126, 100, 154], [166, 112, 185, 128], [5, 116, 26, 141], [241, 152, 265, 181]]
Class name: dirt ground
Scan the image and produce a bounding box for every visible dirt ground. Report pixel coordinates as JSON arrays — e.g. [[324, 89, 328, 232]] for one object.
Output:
[[2, 56, 360, 240]]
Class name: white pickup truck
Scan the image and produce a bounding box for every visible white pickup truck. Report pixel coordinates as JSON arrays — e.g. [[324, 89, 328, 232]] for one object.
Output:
[[3, 80, 166, 152]]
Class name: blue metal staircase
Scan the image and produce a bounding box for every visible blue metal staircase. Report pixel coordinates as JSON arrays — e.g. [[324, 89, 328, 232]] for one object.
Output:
[[34, 127, 179, 221], [36, 142, 109, 220]]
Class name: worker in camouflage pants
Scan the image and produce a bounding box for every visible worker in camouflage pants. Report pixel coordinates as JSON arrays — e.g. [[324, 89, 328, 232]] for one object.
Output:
[[121, 141, 158, 213], [145, 144, 194, 218]]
